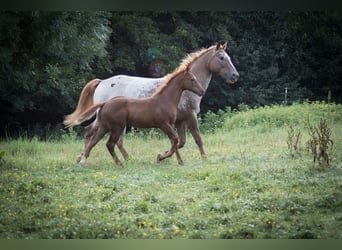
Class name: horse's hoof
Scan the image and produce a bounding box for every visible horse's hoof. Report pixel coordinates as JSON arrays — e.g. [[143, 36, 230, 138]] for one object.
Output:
[[116, 161, 124, 167], [156, 154, 162, 162], [79, 155, 87, 165]]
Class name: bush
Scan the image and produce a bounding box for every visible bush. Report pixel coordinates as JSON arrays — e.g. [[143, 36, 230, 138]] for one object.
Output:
[[223, 102, 342, 132], [199, 107, 233, 133]]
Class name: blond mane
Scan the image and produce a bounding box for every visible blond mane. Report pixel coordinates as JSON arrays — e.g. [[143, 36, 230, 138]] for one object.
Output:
[[152, 45, 215, 97]]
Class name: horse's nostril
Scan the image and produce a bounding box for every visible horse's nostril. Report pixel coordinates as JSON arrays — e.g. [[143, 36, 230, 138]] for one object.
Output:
[[232, 73, 239, 79]]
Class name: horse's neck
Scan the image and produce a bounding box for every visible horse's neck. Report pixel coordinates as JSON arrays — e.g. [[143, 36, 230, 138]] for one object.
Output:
[[191, 49, 213, 91], [154, 76, 184, 107]]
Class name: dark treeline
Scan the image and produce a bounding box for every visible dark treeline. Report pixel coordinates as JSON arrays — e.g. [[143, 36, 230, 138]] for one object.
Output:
[[1, 11, 341, 135]]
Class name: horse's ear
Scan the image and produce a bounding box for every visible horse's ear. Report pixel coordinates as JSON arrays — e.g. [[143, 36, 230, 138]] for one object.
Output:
[[216, 40, 228, 50]]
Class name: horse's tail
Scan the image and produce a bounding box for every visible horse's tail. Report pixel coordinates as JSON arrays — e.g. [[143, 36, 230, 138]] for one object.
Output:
[[63, 78, 102, 128], [64, 102, 105, 128]]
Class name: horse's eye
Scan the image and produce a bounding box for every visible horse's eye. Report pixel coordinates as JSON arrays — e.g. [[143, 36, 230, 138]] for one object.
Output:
[[220, 56, 224, 60]]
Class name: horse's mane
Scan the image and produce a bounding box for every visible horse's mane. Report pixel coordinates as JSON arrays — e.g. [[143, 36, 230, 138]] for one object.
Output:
[[152, 45, 215, 97]]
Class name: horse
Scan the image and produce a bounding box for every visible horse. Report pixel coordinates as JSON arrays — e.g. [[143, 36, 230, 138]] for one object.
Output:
[[64, 41, 239, 160], [66, 64, 205, 166]]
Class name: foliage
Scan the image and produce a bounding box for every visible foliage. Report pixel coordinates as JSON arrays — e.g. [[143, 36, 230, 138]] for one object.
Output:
[[199, 107, 233, 134], [0, 11, 112, 131], [0, 103, 341, 239], [109, 12, 201, 76], [0, 151, 5, 165]]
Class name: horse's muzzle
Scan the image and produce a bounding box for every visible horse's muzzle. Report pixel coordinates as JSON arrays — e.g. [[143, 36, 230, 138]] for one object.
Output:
[[231, 72, 239, 83], [226, 74, 239, 84]]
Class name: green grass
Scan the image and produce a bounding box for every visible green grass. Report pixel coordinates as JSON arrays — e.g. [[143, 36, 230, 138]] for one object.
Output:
[[1, 102, 342, 238]]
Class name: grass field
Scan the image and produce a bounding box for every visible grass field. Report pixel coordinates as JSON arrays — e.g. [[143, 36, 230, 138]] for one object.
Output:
[[1, 102, 341, 238]]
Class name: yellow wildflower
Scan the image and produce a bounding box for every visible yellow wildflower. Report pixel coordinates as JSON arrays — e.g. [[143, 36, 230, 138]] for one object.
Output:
[[173, 225, 180, 234]]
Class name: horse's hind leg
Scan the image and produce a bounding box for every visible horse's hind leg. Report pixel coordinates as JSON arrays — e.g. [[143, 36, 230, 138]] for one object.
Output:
[[106, 130, 124, 166], [175, 119, 187, 149], [80, 126, 107, 165], [117, 128, 130, 161], [84, 124, 94, 148], [157, 124, 184, 165], [78, 122, 98, 162]]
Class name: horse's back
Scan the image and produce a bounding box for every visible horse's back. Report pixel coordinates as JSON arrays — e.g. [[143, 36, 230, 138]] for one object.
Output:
[[94, 75, 165, 103]]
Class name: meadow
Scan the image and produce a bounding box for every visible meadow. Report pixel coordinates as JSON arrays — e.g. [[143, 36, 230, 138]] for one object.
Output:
[[0, 102, 341, 239]]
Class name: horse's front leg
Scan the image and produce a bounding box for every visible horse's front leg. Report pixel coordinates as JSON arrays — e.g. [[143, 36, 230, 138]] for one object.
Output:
[[187, 113, 206, 159], [157, 124, 184, 165], [175, 119, 187, 149]]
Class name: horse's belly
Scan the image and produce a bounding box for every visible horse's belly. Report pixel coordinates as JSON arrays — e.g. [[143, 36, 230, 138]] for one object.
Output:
[[127, 115, 157, 128]]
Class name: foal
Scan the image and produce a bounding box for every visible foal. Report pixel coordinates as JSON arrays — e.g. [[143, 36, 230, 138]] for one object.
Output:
[[68, 65, 204, 166]]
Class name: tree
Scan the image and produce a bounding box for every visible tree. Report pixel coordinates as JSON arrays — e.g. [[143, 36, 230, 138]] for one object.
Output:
[[285, 12, 342, 102], [108, 12, 202, 77], [0, 11, 112, 131]]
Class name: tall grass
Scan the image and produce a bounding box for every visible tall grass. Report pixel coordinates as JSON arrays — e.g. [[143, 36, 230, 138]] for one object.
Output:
[[199, 101, 342, 134], [223, 102, 342, 131]]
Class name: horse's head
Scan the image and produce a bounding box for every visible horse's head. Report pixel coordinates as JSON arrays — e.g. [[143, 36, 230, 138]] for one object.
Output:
[[183, 66, 205, 97], [208, 41, 239, 84]]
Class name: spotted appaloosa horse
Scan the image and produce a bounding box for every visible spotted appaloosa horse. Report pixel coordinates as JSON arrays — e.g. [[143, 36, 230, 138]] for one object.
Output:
[[66, 64, 204, 166], [64, 41, 239, 160]]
